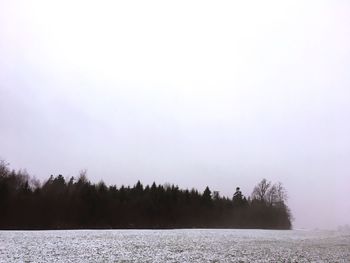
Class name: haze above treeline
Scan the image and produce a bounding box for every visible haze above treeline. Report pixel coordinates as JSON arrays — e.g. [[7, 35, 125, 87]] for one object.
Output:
[[1, 1, 350, 229]]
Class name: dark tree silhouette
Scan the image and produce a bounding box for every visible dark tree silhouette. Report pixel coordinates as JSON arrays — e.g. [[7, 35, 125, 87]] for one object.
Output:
[[232, 187, 242, 205], [0, 160, 292, 230]]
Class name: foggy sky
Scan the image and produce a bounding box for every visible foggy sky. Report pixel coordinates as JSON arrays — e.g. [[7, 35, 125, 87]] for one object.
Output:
[[1, 0, 350, 229]]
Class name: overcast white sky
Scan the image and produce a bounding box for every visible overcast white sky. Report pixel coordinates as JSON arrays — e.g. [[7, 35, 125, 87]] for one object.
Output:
[[1, 0, 350, 229]]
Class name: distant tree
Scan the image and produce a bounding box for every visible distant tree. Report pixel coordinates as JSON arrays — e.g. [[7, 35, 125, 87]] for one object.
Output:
[[0, 160, 10, 177], [203, 186, 211, 200], [233, 187, 243, 206], [251, 178, 271, 201], [266, 182, 288, 206], [134, 180, 143, 193], [212, 191, 220, 200], [77, 169, 89, 185], [275, 182, 288, 204], [97, 180, 107, 192], [266, 184, 277, 205]]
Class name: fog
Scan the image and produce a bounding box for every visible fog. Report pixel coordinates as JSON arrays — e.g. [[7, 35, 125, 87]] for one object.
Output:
[[1, 0, 349, 229]]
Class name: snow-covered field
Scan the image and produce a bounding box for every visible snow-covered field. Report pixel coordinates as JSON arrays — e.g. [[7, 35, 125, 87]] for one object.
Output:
[[0, 229, 349, 262]]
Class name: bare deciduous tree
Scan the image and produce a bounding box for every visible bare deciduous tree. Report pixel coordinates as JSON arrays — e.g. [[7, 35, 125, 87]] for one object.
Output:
[[265, 182, 288, 206], [275, 182, 288, 203], [251, 178, 271, 201], [266, 184, 277, 205]]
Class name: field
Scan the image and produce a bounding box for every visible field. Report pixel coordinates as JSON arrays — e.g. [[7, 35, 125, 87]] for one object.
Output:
[[1, 229, 349, 262]]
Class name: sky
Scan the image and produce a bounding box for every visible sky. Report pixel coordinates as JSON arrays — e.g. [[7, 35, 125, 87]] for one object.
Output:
[[0, 0, 350, 229]]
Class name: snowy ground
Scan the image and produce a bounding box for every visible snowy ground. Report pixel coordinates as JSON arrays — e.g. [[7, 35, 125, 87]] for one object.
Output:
[[0, 229, 349, 262]]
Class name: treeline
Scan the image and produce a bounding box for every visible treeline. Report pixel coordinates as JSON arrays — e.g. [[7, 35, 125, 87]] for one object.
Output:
[[0, 161, 292, 230]]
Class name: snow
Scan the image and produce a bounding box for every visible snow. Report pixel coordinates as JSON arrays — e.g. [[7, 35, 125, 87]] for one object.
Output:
[[0, 229, 349, 262]]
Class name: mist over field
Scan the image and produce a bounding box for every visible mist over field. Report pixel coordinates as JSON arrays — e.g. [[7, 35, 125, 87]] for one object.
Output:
[[1, 0, 350, 230]]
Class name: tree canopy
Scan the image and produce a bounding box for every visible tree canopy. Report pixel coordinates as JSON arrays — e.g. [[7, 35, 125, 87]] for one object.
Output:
[[0, 161, 292, 230]]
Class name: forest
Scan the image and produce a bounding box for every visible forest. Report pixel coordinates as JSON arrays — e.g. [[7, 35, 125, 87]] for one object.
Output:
[[0, 160, 292, 230]]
